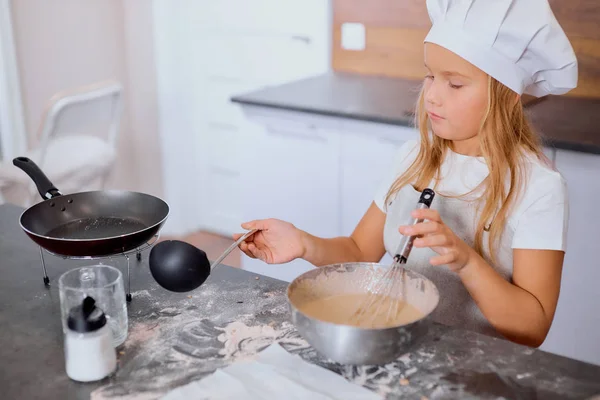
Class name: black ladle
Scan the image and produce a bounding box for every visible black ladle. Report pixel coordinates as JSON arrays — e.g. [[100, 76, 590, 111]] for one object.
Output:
[[148, 229, 257, 292]]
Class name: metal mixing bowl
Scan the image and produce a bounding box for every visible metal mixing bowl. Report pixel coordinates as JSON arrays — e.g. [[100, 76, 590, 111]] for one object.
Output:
[[286, 262, 440, 365]]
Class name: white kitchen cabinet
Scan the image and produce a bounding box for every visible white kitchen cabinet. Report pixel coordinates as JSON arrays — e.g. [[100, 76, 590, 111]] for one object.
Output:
[[190, 34, 327, 126], [237, 107, 421, 279], [339, 121, 419, 265], [186, 30, 330, 235], [240, 113, 341, 282], [153, 0, 205, 235], [252, 123, 340, 238], [190, 33, 327, 97], [240, 35, 327, 85], [187, 0, 328, 39], [540, 149, 600, 366], [153, 0, 330, 235], [199, 122, 246, 237], [195, 77, 258, 125], [339, 122, 418, 237]]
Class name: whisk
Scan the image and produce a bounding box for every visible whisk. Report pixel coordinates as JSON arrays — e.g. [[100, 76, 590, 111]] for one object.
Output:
[[350, 188, 436, 327]]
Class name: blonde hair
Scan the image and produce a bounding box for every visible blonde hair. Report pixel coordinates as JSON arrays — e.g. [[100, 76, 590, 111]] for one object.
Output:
[[384, 77, 545, 264]]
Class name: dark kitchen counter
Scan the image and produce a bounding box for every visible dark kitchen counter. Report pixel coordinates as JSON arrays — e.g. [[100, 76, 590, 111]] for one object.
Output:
[[231, 72, 600, 155], [526, 95, 600, 155], [1, 202, 600, 400], [231, 72, 420, 127]]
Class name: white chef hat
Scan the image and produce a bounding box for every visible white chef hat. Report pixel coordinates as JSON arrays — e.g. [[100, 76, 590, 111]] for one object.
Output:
[[424, 0, 578, 97]]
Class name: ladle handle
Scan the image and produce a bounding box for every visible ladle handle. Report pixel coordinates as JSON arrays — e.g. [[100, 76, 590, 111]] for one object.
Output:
[[210, 229, 258, 270]]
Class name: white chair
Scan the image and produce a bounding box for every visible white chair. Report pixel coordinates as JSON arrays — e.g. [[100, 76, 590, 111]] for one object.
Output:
[[0, 80, 123, 206]]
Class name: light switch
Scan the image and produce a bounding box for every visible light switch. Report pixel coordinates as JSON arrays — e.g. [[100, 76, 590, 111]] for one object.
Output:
[[341, 22, 366, 51]]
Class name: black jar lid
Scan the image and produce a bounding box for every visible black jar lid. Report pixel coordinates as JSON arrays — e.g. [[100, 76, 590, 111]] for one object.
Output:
[[67, 296, 107, 333]]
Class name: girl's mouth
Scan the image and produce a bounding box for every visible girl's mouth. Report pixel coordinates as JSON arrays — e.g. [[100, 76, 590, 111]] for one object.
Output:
[[428, 111, 445, 121]]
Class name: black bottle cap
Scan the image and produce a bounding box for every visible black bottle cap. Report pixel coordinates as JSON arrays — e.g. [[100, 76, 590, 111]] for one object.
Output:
[[67, 296, 107, 333]]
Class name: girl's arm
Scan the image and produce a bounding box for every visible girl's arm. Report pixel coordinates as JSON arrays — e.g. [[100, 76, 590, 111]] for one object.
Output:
[[457, 248, 562, 347], [401, 208, 563, 347], [237, 202, 387, 266]]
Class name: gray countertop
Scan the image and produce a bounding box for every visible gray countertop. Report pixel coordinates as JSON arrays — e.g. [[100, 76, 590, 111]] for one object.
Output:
[[1, 203, 600, 400], [231, 72, 600, 155], [231, 72, 420, 127]]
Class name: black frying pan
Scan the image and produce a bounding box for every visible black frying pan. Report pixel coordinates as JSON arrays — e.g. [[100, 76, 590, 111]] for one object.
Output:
[[13, 157, 169, 258]]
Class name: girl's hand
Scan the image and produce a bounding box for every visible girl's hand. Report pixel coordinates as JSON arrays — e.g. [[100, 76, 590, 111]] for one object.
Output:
[[233, 218, 306, 264], [398, 208, 475, 272]]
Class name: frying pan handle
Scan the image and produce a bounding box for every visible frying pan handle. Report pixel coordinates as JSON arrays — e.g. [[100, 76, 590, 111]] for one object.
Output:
[[12, 157, 62, 200]]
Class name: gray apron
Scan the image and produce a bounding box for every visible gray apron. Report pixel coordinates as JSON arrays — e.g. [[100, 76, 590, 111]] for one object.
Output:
[[382, 184, 515, 338]]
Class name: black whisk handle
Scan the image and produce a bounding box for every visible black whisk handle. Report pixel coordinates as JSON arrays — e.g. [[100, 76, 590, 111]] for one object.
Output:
[[419, 188, 435, 207], [394, 188, 436, 263]]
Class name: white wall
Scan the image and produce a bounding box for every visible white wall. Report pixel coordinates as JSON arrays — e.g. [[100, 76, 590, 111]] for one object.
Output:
[[9, 0, 163, 197], [0, 0, 27, 162]]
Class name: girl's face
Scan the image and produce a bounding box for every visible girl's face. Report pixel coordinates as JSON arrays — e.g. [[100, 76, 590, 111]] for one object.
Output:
[[423, 43, 489, 155]]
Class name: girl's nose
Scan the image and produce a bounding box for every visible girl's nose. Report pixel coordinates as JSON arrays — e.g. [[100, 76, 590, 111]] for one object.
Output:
[[425, 80, 442, 106]]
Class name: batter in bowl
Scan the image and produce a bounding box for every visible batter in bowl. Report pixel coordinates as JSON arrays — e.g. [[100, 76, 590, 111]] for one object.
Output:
[[299, 293, 424, 329]]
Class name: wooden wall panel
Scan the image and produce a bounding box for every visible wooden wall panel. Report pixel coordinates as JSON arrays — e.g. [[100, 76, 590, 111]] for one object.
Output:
[[332, 25, 427, 79], [333, 0, 431, 29], [332, 0, 600, 98], [549, 0, 600, 40], [570, 36, 600, 98]]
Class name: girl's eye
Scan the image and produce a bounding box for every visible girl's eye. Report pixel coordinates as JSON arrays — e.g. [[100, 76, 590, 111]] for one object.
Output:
[[449, 82, 463, 89], [425, 75, 434, 80]]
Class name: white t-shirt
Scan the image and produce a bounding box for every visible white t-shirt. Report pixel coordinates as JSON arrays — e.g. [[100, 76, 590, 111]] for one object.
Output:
[[373, 139, 568, 337]]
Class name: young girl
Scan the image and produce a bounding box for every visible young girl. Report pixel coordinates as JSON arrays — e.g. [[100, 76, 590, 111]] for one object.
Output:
[[234, 0, 578, 347]]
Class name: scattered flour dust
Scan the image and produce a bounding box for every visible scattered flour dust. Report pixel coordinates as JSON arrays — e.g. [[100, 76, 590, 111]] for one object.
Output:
[[90, 283, 309, 400], [216, 318, 307, 361], [92, 392, 163, 400], [130, 290, 151, 299], [217, 320, 279, 360], [90, 281, 430, 400], [126, 321, 160, 345]]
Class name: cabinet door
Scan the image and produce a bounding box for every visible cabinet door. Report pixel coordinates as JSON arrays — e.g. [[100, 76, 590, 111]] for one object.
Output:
[[340, 134, 407, 236], [190, 33, 327, 88], [153, 1, 205, 235], [245, 123, 341, 236], [240, 120, 341, 281], [187, 0, 327, 38], [339, 122, 419, 263], [153, 0, 330, 236], [239, 35, 328, 85], [541, 149, 600, 366], [197, 121, 251, 236]]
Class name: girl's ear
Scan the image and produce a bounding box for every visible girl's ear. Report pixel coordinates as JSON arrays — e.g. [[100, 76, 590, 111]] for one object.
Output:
[[514, 94, 521, 106]]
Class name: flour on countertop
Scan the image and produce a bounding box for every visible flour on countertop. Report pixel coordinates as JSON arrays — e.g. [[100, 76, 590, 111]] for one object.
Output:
[[91, 278, 444, 400], [95, 275, 559, 400], [130, 290, 151, 299], [217, 319, 307, 361], [91, 282, 312, 400]]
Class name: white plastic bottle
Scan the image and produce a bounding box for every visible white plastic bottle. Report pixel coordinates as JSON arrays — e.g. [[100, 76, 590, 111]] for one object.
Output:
[[64, 296, 117, 382]]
